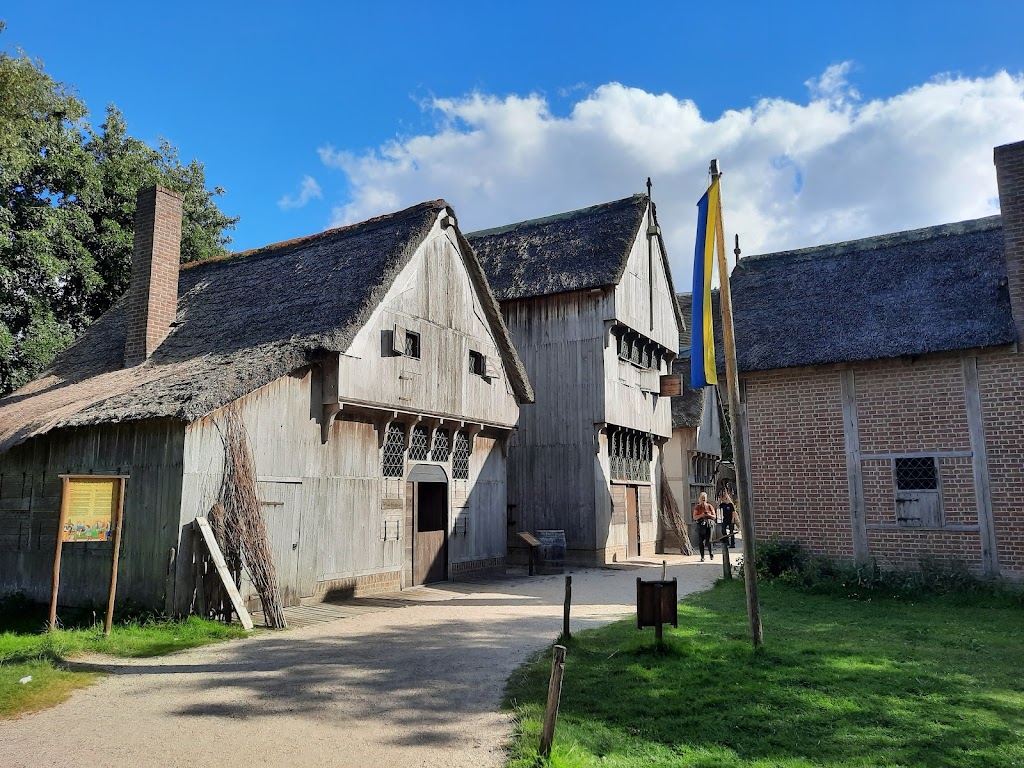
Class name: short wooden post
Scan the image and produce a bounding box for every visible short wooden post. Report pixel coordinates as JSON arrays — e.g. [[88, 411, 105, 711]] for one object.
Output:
[[562, 575, 572, 640], [103, 479, 126, 636], [721, 536, 732, 580], [539, 644, 567, 759], [661, 559, 667, 580], [529, 544, 535, 576], [48, 477, 71, 632]]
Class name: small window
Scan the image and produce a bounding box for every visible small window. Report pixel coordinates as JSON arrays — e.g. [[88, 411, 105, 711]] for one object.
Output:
[[895, 457, 938, 491], [453, 430, 470, 479], [469, 350, 486, 376], [381, 423, 406, 478], [431, 428, 450, 462], [409, 425, 430, 461], [404, 331, 421, 359], [894, 456, 942, 528]]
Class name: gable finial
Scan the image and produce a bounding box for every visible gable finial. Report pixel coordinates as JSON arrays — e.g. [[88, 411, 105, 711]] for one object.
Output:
[[646, 177, 652, 200]]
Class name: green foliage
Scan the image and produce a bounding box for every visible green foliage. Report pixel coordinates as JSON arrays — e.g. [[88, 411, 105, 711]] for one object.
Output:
[[505, 581, 1024, 767], [752, 538, 1018, 601], [0, 24, 237, 395]]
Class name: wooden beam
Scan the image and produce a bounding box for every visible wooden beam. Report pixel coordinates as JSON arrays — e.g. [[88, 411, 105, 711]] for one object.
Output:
[[194, 516, 254, 631], [962, 356, 1000, 577], [840, 370, 869, 563], [48, 477, 70, 631], [103, 478, 126, 636]]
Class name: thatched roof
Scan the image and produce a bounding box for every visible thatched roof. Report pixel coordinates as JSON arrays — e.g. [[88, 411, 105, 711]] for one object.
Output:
[[731, 216, 1015, 372], [467, 196, 685, 332], [0, 200, 533, 453], [670, 356, 706, 429]]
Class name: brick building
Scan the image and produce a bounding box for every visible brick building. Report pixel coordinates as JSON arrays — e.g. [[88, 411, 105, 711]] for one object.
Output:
[[731, 140, 1024, 579]]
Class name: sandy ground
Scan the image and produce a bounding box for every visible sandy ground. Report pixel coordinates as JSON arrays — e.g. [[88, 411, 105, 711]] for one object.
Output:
[[1, 555, 720, 768]]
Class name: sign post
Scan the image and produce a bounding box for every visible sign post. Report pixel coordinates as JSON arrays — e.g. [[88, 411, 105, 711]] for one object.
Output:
[[49, 475, 128, 634]]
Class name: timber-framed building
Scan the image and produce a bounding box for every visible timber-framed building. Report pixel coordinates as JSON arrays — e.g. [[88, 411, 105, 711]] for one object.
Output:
[[0, 189, 533, 611], [469, 194, 683, 564]]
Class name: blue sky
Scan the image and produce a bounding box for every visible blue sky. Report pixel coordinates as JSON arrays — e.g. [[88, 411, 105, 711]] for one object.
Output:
[[5, 2, 1024, 276]]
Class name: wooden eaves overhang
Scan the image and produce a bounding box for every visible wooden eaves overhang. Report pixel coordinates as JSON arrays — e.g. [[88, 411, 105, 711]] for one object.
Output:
[[317, 353, 516, 453]]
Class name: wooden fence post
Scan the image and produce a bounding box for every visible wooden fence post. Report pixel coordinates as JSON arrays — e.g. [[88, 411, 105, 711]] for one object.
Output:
[[562, 575, 572, 640], [539, 644, 567, 759]]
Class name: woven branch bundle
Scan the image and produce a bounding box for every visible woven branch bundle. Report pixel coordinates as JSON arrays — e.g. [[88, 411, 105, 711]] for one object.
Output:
[[660, 472, 694, 556], [219, 407, 288, 628]]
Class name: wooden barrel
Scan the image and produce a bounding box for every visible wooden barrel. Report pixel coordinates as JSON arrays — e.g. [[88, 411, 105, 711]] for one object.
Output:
[[536, 529, 566, 574]]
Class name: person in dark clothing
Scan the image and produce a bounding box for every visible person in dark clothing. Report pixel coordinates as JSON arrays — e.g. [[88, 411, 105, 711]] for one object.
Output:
[[693, 491, 716, 561], [719, 491, 736, 548]]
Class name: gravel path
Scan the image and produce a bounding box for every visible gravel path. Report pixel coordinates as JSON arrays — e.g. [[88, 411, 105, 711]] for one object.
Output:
[[1, 555, 719, 767]]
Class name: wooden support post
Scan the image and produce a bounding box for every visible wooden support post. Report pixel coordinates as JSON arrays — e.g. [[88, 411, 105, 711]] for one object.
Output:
[[562, 575, 572, 640], [711, 160, 763, 648], [103, 479, 126, 636], [661, 559, 667, 580], [721, 536, 732, 579], [194, 516, 254, 631], [529, 545, 535, 576], [164, 547, 177, 616], [48, 477, 71, 632], [539, 644, 567, 759]]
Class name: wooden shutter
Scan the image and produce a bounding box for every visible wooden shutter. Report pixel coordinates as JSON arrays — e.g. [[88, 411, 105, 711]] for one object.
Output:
[[638, 485, 653, 523], [610, 485, 627, 524]]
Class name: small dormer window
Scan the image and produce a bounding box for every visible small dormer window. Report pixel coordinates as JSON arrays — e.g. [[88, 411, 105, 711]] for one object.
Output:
[[469, 350, 486, 376], [404, 331, 421, 359]]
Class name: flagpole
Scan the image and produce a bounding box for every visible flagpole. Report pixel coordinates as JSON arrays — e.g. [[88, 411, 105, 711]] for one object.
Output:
[[710, 159, 763, 648]]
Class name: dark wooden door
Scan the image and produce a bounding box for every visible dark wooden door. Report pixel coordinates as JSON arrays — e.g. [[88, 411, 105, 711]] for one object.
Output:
[[626, 485, 639, 559], [413, 482, 448, 585]]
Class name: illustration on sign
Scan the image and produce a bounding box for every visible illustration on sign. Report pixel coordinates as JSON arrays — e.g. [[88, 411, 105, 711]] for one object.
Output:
[[62, 478, 117, 542]]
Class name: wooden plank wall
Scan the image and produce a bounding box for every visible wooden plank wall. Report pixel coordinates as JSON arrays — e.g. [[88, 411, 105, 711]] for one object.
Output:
[[336, 227, 520, 428], [613, 211, 680, 353], [0, 420, 185, 607], [501, 290, 609, 553], [179, 364, 509, 611]]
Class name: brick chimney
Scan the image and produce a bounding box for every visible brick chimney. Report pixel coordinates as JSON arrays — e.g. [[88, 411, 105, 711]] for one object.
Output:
[[995, 139, 1024, 346], [124, 186, 183, 367]]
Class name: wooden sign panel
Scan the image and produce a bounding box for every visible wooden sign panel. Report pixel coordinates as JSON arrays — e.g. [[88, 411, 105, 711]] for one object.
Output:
[[659, 374, 682, 397], [63, 477, 118, 542]]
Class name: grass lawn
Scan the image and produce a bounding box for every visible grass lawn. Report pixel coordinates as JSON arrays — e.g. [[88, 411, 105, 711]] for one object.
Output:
[[0, 597, 248, 719], [505, 580, 1024, 768]]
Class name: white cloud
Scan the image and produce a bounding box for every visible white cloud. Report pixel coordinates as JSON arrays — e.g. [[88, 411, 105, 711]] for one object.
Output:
[[277, 175, 323, 210], [318, 67, 1024, 281]]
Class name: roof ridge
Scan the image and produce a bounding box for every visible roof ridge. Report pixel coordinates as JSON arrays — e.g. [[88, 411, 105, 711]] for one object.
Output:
[[743, 215, 1002, 265], [467, 194, 645, 238], [182, 199, 448, 271]]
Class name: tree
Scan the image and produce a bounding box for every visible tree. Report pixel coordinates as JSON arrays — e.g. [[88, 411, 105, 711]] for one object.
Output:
[[0, 23, 237, 395]]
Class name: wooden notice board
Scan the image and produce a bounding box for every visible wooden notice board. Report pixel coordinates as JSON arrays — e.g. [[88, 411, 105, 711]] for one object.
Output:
[[63, 477, 119, 542], [50, 474, 128, 635]]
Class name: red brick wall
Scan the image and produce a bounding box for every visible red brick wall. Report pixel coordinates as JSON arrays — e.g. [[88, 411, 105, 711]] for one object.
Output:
[[995, 140, 1024, 342], [978, 351, 1024, 575], [743, 369, 853, 558], [125, 186, 183, 367], [744, 351, 1023, 579]]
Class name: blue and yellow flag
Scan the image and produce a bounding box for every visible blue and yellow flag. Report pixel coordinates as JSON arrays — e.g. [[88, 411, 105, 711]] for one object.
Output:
[[691, 178, 720, 388]]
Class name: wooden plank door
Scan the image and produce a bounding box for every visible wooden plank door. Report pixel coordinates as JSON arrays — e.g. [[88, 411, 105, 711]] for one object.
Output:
[[413, 482, 448, 585], [626, 486, 639, 559], [257, 481, 302, 607]]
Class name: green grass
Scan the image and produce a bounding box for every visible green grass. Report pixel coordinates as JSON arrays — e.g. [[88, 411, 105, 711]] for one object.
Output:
[[0, 596, 248, 718], [505, 580, 1024, 768]]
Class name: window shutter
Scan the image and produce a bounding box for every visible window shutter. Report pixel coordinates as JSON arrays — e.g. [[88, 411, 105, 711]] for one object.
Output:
[[484, 355, 499, 379], [392, 323, 407, 355]]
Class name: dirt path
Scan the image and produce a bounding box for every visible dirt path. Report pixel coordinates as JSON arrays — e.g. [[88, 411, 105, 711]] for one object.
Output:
[[1, 556, 719, 767]]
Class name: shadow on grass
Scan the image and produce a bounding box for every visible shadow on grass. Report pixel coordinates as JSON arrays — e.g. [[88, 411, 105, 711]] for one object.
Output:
[[506, 581, 1024, 768]]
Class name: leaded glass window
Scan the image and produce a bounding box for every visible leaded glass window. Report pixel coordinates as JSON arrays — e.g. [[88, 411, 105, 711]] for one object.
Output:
[[894, 457, 938, 491], [608, 426, 652, 482], [404, 331, 420, 359], [453, 430, 470, 479], [409, 425, 429, 461], [431, 428, 450, 462], [381, 423, 406, 477]]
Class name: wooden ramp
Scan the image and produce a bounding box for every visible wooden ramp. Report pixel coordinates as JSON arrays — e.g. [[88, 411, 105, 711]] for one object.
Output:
[[249, 577, 514, 629]]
